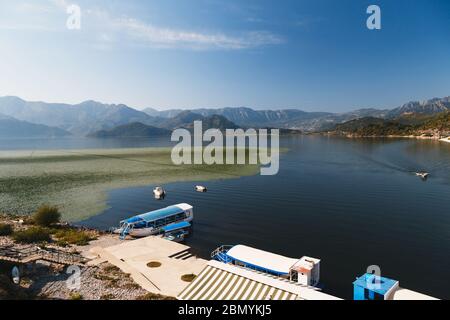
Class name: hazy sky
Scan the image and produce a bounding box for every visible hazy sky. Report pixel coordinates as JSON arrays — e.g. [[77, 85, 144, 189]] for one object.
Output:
[[0, 0, 449, 112]]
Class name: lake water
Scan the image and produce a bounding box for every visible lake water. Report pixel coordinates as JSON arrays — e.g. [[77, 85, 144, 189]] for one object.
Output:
[[3, 136, 449, 299]]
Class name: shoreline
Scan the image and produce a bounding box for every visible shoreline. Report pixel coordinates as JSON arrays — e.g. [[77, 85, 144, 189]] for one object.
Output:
[[322, 132, 450, 142], [0, 215, 177, 300]]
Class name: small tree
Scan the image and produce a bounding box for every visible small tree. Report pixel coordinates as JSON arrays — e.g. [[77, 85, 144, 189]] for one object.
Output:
[[33, 205, 61, 227]]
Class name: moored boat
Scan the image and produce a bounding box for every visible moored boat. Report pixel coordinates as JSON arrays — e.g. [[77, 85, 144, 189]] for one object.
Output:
[[415, 172, 429, 179], [153, 186, 166, 200], [114, 203, 193, 239], [195, 185, 207, 192]]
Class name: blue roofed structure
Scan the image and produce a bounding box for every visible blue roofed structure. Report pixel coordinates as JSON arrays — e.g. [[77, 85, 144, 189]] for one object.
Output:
[[353, 273, 399, 300]]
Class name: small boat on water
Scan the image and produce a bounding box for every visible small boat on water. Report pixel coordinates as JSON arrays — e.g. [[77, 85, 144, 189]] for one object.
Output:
[[114, 203, 193, 239], [195, 185, 207, 193], [153, 187, 166, 200], [163, 231, 188, 243], [162, 223, 191, 243], [415, 172, 429, 180]]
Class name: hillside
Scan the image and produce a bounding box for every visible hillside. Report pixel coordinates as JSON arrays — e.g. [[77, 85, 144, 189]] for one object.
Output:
[[160, 111, 204, 129], [0, 115, 71, 138], [419, 111, 450, 129], [329, 112, 450, 137], [183, 114, 239, 131], [331, 117, 415, 136], [88, 122, 171, 138]]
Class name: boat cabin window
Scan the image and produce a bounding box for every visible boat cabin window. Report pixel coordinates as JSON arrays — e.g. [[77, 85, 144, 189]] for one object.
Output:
[[155, 219, 165, 227], [145, 211, 188, 229]]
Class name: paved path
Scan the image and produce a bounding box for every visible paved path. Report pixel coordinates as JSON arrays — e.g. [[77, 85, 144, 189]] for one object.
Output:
[[89, 236, 208, 297]]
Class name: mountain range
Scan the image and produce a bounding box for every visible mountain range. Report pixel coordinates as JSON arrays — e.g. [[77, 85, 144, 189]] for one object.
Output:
[[0, 95, 449, 137], [0, 96, 158, 136]]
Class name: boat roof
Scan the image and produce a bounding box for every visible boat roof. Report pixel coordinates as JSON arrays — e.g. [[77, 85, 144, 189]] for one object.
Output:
[[178, 260, 341, 300], [226, 245, 300, 275], [162, 221, 191, 232], [123, 203, 192, 224]]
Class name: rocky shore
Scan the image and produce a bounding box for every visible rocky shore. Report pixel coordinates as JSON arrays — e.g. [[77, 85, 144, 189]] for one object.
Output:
[[0, 214, 173, 300]]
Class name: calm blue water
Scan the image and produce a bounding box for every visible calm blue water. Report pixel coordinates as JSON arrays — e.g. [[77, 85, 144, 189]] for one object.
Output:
[[4, 136, 449, 299]]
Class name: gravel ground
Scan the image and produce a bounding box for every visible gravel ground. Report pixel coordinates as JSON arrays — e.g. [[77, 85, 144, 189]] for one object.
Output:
[[29, 262, 148, 300], [1, 216, 175, 300]]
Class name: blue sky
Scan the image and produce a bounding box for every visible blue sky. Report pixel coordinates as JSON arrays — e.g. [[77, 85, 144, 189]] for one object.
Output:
[[0, 0, 449, 112]]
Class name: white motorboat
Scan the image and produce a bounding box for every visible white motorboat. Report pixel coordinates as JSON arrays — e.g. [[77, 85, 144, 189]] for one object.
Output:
[[195, 185, 207, 193], [153, 186, 166, 200], [415, 172, 429, 179]]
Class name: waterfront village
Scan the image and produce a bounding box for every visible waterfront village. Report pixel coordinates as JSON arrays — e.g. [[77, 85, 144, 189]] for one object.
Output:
[[0, 204, 439, 301]]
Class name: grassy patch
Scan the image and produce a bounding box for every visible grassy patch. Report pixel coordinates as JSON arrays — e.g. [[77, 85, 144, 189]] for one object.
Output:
[[12, 227, 51, 244], [0, 148, 261, 221], [69, 292, 83, 300], [53, 228, 96, 246]]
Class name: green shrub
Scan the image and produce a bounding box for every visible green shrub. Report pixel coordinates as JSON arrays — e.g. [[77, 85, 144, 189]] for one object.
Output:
[[69, 292, 83, 300], [0, 223, 13, 236], [33, 205, 61, 227], [12, 227, 51, 244], [54, 229, 95, 246]]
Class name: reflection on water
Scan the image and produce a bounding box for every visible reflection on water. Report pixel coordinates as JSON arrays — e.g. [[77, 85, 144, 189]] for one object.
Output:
[[77, 136, 450, 300]]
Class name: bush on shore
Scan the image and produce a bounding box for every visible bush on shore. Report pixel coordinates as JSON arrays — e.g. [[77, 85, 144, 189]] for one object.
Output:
[[33, 205, 61, 227], [69, 292, 83, 300], [0, 223, 13, 236], [12, 227, 51, 244]]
